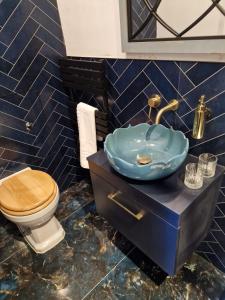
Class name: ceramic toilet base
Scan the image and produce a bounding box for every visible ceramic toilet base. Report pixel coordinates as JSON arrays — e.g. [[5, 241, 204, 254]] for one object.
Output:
[[18, 216, 65, 254]]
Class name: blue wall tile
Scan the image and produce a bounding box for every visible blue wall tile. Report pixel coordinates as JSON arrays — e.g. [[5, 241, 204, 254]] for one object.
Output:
[[0, 0, 78, 193], [0, 0, 34, 46], [0, 0, 20, 27], [3, 18, 39, 64]]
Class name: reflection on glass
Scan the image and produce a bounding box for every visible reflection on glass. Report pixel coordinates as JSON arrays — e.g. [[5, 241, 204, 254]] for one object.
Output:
[[198, 153, 218, 178], [128, 0, 225, 41], [184, 163, 203, 190]]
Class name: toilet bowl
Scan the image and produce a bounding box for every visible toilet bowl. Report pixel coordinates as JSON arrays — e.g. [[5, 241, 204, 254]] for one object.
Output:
[[0, 168, 65, 254]]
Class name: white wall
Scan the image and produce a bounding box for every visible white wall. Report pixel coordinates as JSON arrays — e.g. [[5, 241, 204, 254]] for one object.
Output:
[[57, 0, 126, 58], [57, 0, 225, 62]]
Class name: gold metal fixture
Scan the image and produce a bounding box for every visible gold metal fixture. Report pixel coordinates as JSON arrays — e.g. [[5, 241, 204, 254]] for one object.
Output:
[[136, 154, 152, 165], [192, 95, 211, 140], [147, 94, 161, 120], [155, 99, 180, 124], [107, 191, 144, 220]]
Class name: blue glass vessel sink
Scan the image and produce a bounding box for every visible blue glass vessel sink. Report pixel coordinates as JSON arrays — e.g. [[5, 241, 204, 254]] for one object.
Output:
[[104, 123, 189, 180]]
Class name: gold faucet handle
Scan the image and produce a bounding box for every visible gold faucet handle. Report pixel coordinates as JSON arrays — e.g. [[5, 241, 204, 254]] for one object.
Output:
[[148, 94, 161, 108], [147, 94, 161, 120]]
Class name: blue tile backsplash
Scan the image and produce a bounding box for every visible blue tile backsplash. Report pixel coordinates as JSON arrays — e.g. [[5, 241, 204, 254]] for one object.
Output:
[[83, 58, 225, 273], [0, 0, 78, 191]]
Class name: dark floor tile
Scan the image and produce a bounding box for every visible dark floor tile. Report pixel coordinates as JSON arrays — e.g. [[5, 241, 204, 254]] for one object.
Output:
[[86, 252, 225, 300], [0, 215, 25, 264], [0, 202, 132, 300], [0, 180, 93, 264]]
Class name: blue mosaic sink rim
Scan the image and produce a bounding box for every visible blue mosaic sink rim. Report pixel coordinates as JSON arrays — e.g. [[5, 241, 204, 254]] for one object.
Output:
[[104, 123, 189, 180]]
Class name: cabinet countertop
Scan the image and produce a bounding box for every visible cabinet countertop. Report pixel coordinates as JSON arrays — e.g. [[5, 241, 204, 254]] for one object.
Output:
[[88, 150, 224, 217]]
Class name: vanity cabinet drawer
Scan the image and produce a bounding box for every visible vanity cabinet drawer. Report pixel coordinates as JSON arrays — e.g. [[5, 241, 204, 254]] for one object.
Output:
[[88, 150, 224, 275], [90, 172, 178, 274]]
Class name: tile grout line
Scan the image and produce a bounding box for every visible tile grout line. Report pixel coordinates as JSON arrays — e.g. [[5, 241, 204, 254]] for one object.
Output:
[[114, 61, 152, 103], [31, 4, 62, 29], [2, 6, 37, 58], [183, 62, 198, 74], [36, 35, 64, 57], [119, 106, 148, 128], [189, 133, 225, 150], [32, 109, 60, 145], [112, 60, 133, 85], [24, 84, 54, 120], [52, 148, 71, 178], [0, 70, 19, 83], [207, 242, 225, 269], [183, 65, 225, 98], [0, 244, 27, 266], [29, 0, 61, 27], [30, 17, 64, 45], [81, 246, 136, 300], [0, 0, 22, 35], [14, 43, 46, 94], [174, 61, 196, 89], [153, 62, 182, 98], [4, 23, 41, 69], [46, 0, 58, 10], [36, 124, 64, 157], [115, 78, 148, 118], [60, 199, 94, 223]]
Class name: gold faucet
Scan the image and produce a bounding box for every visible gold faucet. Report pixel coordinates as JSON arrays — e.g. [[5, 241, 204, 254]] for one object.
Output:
[[155, 99, 180, 124], [192, 95, 211, 139]]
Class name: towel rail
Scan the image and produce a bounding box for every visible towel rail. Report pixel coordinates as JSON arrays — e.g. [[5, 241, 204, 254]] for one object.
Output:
[[59, 57, 109, 140]]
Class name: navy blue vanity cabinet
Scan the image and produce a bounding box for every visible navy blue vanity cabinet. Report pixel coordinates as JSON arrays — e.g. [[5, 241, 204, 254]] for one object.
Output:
[[87, 150, 224, 275]]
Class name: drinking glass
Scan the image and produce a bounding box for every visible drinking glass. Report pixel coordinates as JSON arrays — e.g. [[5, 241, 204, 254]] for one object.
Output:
[[198, 153, 217, 178], [184, 163, 203, 189]]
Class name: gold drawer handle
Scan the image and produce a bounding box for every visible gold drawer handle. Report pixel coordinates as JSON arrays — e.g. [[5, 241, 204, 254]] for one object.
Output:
[[107, 191, 144, 221]]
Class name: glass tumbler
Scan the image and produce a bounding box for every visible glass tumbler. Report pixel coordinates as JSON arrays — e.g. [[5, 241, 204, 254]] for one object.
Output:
[[184, 163, 203, 189], [198, 153, 217, 178]]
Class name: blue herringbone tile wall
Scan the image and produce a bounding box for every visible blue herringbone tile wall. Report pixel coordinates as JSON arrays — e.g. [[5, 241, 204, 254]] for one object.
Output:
[[0, 0, 79, 191], [82, 58, 225, 273]]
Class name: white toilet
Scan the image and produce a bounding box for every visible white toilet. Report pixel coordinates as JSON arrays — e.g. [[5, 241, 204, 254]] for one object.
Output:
[[0, 168, 65, 254]]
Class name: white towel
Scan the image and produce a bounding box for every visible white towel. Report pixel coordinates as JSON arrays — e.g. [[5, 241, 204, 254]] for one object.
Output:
[[77, 102, 97, 169]]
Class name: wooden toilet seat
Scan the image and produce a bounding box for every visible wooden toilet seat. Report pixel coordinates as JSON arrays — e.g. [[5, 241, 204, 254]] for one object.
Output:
[[0, 170, 58, 216]]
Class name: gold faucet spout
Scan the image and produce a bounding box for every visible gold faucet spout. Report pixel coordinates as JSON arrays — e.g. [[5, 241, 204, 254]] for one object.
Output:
[[155, 99, 179, 124]]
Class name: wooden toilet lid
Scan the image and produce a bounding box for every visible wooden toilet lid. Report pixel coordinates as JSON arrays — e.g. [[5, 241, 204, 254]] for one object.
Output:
[[0, 170, 57, 215]]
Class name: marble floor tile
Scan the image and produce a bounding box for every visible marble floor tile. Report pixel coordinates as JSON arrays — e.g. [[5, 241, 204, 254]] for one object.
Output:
[[0, 180, 225, 300], [55, 179, 94, 221], [0, 215, 25, 264], [85, 247, 225, 300], [0, 202, 133, 300]]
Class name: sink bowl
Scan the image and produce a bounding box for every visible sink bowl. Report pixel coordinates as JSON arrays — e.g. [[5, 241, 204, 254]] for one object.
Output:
[[104, 123, 189, 180]]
